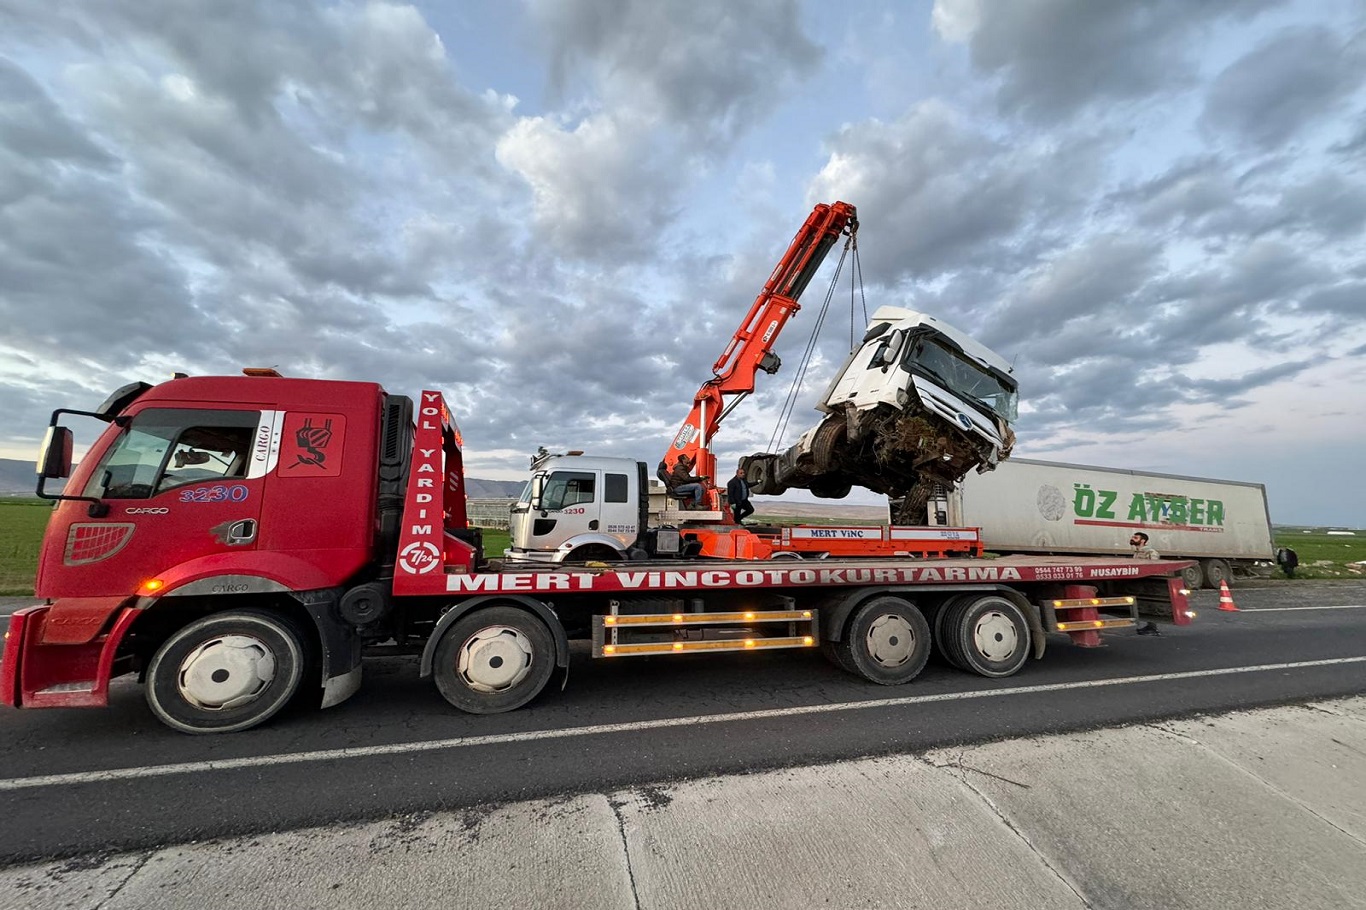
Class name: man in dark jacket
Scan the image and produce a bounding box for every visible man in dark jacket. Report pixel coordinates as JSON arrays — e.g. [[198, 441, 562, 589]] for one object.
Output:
[[668, 454, 707, 509], [726, 466, 754, 525]]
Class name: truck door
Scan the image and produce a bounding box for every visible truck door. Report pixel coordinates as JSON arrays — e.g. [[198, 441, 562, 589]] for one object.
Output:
[[39, 407, 268, 598], [528, 469, 600, 551]]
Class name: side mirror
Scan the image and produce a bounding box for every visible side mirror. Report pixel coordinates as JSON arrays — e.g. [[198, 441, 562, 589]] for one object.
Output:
[[38, 426, 73, 479], [529, 474, 544, 511]]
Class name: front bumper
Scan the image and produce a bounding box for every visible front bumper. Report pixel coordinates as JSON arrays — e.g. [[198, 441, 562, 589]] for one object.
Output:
[[1, 604, 140, 709]]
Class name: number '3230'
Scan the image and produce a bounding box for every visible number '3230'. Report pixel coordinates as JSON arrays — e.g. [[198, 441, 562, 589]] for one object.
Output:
[[179, 485, 250, 503]]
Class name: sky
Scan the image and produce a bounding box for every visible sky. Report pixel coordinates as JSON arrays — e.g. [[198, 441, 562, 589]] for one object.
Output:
[[1, 0, 1364, 526]]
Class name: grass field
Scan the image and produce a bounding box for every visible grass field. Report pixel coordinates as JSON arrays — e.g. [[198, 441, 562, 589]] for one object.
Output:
[[0, 498, 1360, 595], [0, 499, 52, 595]]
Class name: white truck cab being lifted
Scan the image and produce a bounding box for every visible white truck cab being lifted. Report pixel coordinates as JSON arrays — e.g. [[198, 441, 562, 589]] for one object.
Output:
[[820, 305, 1018, 461]]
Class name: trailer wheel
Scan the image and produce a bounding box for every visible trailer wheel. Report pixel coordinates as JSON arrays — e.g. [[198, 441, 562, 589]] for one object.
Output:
[[939, 595, 1030, 679], [145, 610, 309, 735], [432, 606, 556, 714], [835, 596, 931, 685], [1179, 563, 1203, 590], [1201, 558, 1230, 589]]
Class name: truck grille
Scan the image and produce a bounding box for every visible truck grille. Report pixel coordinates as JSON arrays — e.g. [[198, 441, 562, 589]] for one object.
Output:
[[65, 523, 135, 566]]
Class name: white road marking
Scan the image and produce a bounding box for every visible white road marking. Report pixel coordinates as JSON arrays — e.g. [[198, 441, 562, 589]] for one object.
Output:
[[3, 656, 1364, 792], [1238, 605, 1366, 612]]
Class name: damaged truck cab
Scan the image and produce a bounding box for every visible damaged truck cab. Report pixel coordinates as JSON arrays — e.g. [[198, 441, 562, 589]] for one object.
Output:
[[744, 306, 1019, 522]]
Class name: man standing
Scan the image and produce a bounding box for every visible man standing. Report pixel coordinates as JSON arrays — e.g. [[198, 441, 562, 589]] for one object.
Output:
[[1130, 531, 1160, 560], [727, 466, 754, 525]]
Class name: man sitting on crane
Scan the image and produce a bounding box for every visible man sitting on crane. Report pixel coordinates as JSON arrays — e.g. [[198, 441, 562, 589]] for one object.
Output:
[[669, 455, 708, 509]]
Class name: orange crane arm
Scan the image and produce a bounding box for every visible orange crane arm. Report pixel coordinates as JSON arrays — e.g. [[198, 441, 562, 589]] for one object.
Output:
[[663, 201, 858, 498]]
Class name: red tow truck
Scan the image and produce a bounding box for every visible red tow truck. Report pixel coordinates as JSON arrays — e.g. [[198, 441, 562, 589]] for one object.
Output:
[[2, 373, 1192, 734]]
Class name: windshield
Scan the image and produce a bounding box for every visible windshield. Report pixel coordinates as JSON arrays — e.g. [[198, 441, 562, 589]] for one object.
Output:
[[84, 408, 257, 499], [907, 339, 1018, 423], [541, 471, 596, 511]]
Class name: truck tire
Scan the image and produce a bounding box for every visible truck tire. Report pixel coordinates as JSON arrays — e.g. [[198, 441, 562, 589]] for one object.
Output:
[[931, 595, 974, 670], [145, 610, 310, 735], [939, 595, 1030, 679], [432, 606, 556, 714], [820, 641, 857, 674], [1179, 563, 1203, 590], [1201, 558, 1230, 589], [811, 420, 846, 472], [834, 596, 931, 685], [810, 477, 853, 499]]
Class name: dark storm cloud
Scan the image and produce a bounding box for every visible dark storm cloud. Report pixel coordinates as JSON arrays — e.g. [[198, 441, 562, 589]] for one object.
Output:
[[1202, 25, 1366, 150], [938, 0, 1278, 120]]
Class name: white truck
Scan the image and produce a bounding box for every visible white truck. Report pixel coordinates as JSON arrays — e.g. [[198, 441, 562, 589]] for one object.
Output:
[[743, 305, 1018, 523], [925, 457, 1282, 589]]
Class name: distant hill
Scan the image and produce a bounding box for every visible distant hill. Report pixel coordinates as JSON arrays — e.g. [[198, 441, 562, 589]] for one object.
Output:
[[0, 459, 36, 496], [0, 458, 526, 499]]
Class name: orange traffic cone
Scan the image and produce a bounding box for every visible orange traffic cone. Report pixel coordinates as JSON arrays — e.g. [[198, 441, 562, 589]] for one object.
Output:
[[1218, 579, 1239, 612]]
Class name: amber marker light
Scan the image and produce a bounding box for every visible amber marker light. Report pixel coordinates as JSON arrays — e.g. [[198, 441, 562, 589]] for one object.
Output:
[[603, 645, 616, 655], [141, 578, 165, 593]]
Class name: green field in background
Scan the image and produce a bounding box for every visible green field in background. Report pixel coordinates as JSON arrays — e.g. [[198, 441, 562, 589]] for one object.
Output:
[[0, 497, 1360, 596], [0, 500, 52, 595]]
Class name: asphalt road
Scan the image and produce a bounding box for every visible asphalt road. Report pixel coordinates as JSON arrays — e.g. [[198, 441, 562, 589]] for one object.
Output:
[[1, 580, 1364, 866]]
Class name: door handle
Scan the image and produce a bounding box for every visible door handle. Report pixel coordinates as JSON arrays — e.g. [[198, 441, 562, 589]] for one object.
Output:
[[589, 520, 600, 531], [226, 519, 257, 545]]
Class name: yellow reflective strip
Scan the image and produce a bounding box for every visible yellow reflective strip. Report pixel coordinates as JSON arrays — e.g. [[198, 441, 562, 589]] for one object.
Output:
[[599, 637, 814, 656]]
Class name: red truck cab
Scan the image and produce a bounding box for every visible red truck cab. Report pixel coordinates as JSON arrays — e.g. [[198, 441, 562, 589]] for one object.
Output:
[[3, 373, 423, 732]]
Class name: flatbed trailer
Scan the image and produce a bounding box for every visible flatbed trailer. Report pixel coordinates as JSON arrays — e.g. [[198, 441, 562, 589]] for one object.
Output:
[[2, 381, 1194, 734]]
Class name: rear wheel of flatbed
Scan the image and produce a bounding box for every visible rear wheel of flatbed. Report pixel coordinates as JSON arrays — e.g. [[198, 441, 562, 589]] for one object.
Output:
[[145, 610, 310, 735], [432, 606, 556, 714], [834, 596, 931, 685], [938, 595, 1030, 679], [1179, 563, 1203, 590]]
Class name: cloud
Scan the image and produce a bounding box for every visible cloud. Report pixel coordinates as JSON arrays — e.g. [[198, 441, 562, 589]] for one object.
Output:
[[1201, 25, 1366, 150], [808, 100, 1101, 285], [528, 0, 821, 145], [495, 112, 681, 260], [932, 0, 1278, 119], [497, 0, 823, 263]]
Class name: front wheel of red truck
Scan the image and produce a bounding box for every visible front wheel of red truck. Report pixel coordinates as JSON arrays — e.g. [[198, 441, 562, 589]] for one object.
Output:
[[145, 610, 310, 734], [432, 606, 556, 714]]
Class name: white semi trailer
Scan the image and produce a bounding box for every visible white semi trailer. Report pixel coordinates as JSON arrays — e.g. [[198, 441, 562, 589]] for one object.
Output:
[[925, 458, 1281, 589]]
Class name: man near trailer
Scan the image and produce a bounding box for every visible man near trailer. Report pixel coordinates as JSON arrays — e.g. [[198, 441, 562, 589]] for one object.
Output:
[[1130, 532, 1160, 560]]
